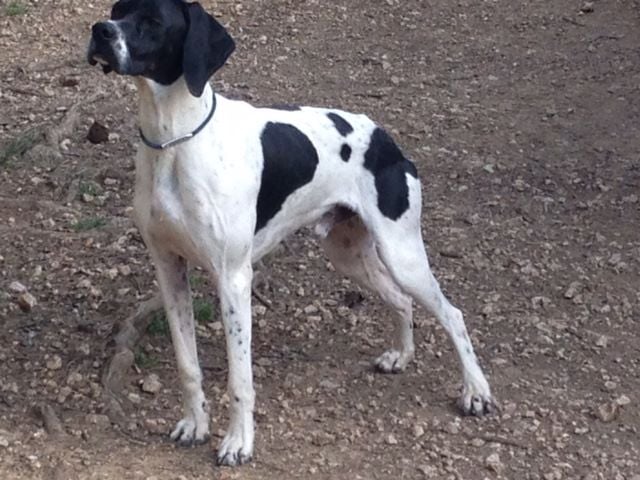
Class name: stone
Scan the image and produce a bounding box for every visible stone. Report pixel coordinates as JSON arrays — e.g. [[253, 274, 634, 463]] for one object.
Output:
[[141, 373, 162, 394]]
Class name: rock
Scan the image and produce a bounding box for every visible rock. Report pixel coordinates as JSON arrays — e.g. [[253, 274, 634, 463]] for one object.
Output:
[[564, 281, 581, 299], [417, 465, 439, 477], [86, 414, 111, 427], [615, 394, 631, 406], [385, 433, 398, 445], [580, 2, 594, 13], [9, 281, 27, 294], [17, 292, 37, 312], [141, 373, 162, 394], [412, 424, 425, 438], [445, 421, 460, 435], [144, 418, 168, 435], [0, 436, 9, 448], [87, 121, 109, 144], [46, 355, 63, 371], [485, 452, 503, 473], [471, 437, 486, 447], [596, 402, 618, 422]]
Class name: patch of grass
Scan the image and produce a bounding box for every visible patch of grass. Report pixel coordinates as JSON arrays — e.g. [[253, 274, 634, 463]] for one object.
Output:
[[134, 348, 158, 369], [0, 128, 41, 165], [147, 311, 170, 337], [78, 181, 100, 197], [193, 299, 214, 324], [73, 216, 107, 232], [5, 1, 28, 16], [189, 273, 206, 288]]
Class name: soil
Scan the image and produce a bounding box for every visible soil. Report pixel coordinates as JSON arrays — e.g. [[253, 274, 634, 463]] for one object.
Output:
[[1, 0, 639, 479]]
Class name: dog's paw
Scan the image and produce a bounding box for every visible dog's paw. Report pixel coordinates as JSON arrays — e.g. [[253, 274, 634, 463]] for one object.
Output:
[[170, 416, 210, 447], [216, 420, 254, 467], [373, 349, 414, 374], [459, 378, 498, 417]]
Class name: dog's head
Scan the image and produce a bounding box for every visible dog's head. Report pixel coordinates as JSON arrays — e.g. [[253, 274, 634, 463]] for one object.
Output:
[[87, 0, 235, 97]]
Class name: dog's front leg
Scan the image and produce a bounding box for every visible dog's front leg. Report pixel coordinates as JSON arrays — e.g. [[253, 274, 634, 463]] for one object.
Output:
[[215, 260, 255, 466], [151, 249, 210, 446]]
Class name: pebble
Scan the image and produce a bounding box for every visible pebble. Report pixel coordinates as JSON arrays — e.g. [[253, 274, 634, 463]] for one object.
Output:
[[616, 394, 631, 406], [445, 421, 460, 435], [141, 373, 162, 394], [485, 452, 503, 473], [17, 292, 37, 312], [9, 281, 27, 294], [386, 434, 398, 445], [46, 355, 63, 371]]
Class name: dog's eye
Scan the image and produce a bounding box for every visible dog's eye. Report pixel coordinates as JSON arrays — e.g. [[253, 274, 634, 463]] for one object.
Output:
[[137, 16, 161, 35]]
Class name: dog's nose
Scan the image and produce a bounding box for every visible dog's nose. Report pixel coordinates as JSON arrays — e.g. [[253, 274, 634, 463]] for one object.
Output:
[[92, 21, 117, 41]]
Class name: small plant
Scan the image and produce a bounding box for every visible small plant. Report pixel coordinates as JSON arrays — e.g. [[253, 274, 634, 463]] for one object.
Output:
[[193, 298, 214, 324], [73, 217, 107, 232], [189, 273, 206, 288], [0, 128, 41, 165], [147, 311, 170, 336], [78, 181, 100, 197], [5, 1, 27, 16], [134, 348, 158, 369]]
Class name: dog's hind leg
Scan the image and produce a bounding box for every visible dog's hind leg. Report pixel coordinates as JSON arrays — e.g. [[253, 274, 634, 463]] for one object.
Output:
[[362, 179, 496, 416], [151, 250, 210, 446], [319, 209, 415, 373]]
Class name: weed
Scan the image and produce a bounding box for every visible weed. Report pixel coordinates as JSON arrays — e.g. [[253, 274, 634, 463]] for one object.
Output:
[[147, 312, 170, 336], [73, 217, 107, 232], [193, 298, 214, 324], [134, 348, 158, 369], [5, 1, 27, 16], [0, 128, 41, 165]]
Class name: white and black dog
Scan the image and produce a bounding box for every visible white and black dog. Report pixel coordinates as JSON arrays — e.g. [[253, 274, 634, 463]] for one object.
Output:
[[88, 0, 495, 466]]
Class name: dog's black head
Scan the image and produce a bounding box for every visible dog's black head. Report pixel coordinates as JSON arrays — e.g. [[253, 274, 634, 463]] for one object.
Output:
[[87, 0, 235, 97]]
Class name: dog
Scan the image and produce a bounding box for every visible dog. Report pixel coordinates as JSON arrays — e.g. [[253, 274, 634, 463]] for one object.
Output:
[[87, 0, 496, 466]]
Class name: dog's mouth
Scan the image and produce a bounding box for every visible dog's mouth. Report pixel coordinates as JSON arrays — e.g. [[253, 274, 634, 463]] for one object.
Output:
[[89, 54, 113, 74], [87, 40, 115, 74]]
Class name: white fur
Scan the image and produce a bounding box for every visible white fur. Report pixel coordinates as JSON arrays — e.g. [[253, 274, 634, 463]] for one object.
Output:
[[132, 76, 495, 466]]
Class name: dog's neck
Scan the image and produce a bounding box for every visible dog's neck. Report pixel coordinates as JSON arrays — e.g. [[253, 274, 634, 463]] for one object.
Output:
[[135, 77, 214, 147]]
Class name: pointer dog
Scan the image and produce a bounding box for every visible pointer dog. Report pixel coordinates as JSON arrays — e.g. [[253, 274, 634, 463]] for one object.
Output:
[[88, 0, 495, 466]]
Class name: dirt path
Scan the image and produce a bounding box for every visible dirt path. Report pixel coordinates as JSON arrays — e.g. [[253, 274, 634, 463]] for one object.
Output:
[[1, 0, 639, 479]]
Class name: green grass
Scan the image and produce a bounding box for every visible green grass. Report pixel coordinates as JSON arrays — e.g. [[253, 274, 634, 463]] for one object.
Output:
[[147, 311, 170, 336], [144, 299, 215, 337], [5, 1, 27, 16], [78, 181, 100, 197], [134, 348, 158, 369], [0, 128, 41, 165], [73, 217, 107, 232], [193, 299, 214, 324], [189, 273, 206, 288]]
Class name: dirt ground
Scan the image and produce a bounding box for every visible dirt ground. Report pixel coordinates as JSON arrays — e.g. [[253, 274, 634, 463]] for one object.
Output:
[[1, 0, 639, 479]]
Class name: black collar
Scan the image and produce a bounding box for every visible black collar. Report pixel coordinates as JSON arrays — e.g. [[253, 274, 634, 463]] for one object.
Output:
[[139, 93, 216, 150]]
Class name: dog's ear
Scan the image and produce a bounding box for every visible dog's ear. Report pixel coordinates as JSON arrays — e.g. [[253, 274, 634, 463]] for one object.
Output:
[[182, 2, 235, 97]]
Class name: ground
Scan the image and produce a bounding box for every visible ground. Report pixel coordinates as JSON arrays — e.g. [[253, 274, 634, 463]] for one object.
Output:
[[0, 0, 639, 479]]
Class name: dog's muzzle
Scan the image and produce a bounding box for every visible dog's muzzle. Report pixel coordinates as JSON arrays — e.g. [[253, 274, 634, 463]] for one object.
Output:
[[87, 21, 124, 74]]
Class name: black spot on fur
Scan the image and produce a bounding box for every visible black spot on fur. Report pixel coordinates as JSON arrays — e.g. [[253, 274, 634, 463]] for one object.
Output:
[[340, 144, 352, 162], [256, 123, 319, 231], [269, 104, 301, 111], [327, 112, 354, 137], [363, 128, 418, 220]]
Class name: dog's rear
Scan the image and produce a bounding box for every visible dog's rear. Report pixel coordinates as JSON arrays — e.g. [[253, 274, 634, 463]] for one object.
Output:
[[88, 0, 496, 467]]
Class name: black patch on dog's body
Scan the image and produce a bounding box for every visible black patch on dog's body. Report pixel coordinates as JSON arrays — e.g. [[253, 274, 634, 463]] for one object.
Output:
[[363, 128, 418, 220], [268, 104, 301, 111], [327, 112, 354, 137], [340, 144, 352, 162], [256, 122, 319, 231]]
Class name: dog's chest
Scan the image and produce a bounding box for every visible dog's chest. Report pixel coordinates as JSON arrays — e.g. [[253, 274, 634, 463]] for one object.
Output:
[[136, 155, 214, 262]]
